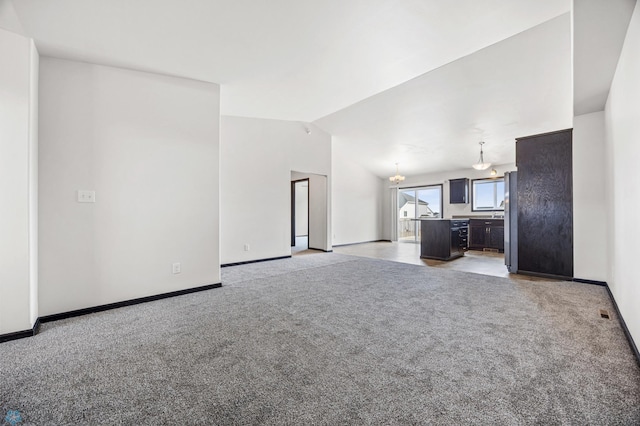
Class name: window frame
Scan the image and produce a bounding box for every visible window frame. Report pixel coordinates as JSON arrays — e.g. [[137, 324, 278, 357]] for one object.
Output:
[[399, 183, 443, 219], [471, 177, 505, 212], [396, 184, 444, 243]]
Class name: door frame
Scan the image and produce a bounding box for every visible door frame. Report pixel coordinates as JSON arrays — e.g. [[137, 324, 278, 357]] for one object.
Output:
[[291, 178, 310, 247]]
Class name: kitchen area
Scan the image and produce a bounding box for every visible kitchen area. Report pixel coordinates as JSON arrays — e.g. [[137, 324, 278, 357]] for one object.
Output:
[[418, 174, 511, 260], [337, 129, 573, 281], [415, 175, 512, 278], [415, 129, 573, 281], [393, 174, 511, 278]]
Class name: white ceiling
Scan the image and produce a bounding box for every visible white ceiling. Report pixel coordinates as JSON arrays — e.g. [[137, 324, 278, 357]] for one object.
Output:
[[4, 0, 575, 177], [316, 14, 573, 177], [573, 0, 637, 116]]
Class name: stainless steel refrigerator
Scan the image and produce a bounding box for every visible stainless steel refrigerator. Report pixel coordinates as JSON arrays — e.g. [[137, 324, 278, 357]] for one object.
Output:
[[504, 171, 518, 273]]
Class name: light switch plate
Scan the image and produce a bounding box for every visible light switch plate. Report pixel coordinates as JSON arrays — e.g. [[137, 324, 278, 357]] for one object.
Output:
[[77, 190, 96, 203]]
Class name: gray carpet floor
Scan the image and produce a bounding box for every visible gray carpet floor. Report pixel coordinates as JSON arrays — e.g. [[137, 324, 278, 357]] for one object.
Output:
[[1, 253, 639, 425]]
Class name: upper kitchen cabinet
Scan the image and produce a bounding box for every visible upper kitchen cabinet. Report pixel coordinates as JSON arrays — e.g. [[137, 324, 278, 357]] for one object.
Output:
[[516, 129, 573, 279], [449, 178, 469, 204]]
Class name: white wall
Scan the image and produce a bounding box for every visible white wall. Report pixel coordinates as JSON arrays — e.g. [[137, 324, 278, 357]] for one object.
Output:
[[573, 111, 607, 282], [28, 38, 39, 325], [604, 3, 640, 347], [294, 182, 308, 236], [220, 117, 331, 264], [39, 57, 220, 316], [332, 142, 384, 245], [381, 164, 517, 239], [0, 28, 38, 334]]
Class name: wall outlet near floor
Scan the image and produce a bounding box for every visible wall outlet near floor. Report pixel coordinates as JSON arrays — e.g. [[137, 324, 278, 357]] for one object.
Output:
[[244, 244, 250, 251], [172, 262, 181, 274]]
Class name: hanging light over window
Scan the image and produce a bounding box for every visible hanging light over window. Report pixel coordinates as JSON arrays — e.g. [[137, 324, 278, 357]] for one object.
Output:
[[389, 163, 405, 184], [490, 168, 498, 176], [472, 141, 491, 171]]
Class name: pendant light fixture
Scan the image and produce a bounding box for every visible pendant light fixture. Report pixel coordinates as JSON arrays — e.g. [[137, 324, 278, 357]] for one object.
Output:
[[389, 163, 405, 184], [472, 141, 491, 171]]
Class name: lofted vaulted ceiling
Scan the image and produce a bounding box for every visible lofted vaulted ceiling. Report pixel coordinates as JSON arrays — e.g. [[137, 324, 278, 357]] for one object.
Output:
[[573, 0, 637, 116], [316, 14, 572, 176], [4, 0, 575, 177]]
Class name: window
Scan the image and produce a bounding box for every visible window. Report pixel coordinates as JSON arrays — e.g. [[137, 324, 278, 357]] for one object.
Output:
[[397, 185, 443, 242], [472, 178, 504, 211]]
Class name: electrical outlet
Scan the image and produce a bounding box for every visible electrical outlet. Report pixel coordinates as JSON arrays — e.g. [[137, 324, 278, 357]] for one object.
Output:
[[172, 262, 181, 274], [244, 244, 250, 251], [77, 190, 96, 203]]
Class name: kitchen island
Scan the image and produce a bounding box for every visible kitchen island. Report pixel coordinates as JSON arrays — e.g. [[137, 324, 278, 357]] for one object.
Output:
[[420, 219, 469, 261]]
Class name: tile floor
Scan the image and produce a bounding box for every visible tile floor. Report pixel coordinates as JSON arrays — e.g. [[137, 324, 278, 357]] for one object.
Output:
[[332, 241, 511, 278], [292, 236, 309, 254]]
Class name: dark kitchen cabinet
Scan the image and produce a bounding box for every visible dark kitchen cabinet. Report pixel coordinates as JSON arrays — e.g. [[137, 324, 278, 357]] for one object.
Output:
[[421, 219, 468, 260], [469, 219, 504, 251], [516, 129, 573, 279], [449, 178, 469, 204], [469, 222, 486, 247], [489, 225, 504, 249]]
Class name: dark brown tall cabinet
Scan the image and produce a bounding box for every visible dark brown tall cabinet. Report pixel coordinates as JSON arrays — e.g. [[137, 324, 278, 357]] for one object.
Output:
[[516, 129, 573, 279]]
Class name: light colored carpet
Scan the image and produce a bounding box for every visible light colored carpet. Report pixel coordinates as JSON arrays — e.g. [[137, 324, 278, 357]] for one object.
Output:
[[1, 253, 639, 425]]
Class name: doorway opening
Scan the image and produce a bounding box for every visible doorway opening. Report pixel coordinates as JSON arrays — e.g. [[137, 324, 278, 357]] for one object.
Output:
[[290, 171, 330, 254], [291, 178, 309, 253]]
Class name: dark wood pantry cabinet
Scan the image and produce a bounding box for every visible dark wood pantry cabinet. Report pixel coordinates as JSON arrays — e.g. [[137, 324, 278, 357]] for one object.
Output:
[[516, 129, 573, 279]]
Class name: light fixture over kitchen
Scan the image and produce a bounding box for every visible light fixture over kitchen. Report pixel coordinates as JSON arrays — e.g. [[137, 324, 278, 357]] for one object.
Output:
[[472, 141, 491, 171], [490, 168, 498, 176], [389, 163, 405, 184]]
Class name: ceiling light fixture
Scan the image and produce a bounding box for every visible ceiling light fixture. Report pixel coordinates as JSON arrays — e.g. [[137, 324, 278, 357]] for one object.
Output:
[[490, 168, 498, 176], [472, 141, 491, 171], [389, 163, 405, 185]]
